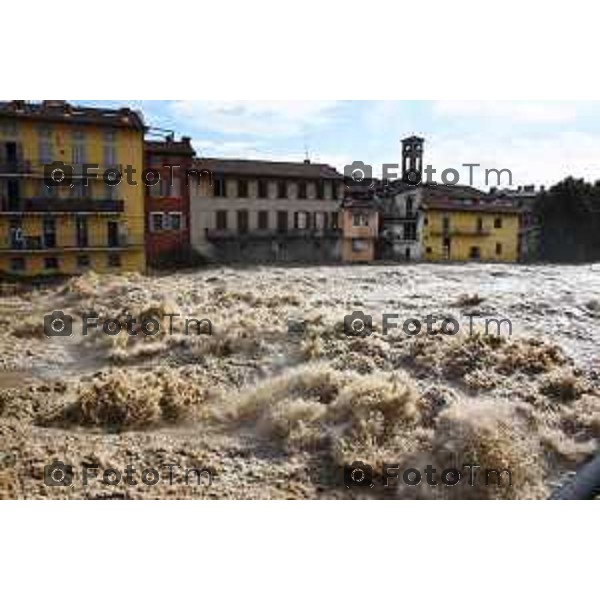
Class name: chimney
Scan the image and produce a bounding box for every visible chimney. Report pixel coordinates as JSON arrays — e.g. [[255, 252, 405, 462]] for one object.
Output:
[[304, 158, 311, 164]]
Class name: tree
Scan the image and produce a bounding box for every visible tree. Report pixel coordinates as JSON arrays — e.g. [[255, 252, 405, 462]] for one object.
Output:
[[535, 177, 600, 262]]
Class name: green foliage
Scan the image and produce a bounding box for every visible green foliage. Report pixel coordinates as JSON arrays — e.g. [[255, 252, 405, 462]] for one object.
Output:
[[535, 177, 600, 262]]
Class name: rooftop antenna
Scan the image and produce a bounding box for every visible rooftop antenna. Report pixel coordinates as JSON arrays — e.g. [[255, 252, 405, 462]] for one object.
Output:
[[303, 137, 311, 164]]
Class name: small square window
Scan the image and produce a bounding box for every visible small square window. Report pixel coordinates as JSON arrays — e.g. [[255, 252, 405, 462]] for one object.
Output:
[[351, 239, 369, 252], [494, 217, 502, 229], [44, 256, 59, 270], [150, 212, 165, 232], [10, 257, 25, 271], [426, 247, 432, 254], [77, 255, 91, 268], [169, 212, 183, 231], [108, 254, 121, 268]]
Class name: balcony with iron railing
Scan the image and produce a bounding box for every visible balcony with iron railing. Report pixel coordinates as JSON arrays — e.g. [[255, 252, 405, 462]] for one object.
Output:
[[0, 197, 124, 214]]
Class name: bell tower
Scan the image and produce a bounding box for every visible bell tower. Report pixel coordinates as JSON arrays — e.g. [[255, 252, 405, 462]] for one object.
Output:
[[401, 135, 424, 183]]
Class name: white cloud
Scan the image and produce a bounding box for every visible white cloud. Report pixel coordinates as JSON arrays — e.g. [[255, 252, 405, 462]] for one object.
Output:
[[432, 101, 581, 124], [169, 100, 344, 137], [423, 131, 600, 189]]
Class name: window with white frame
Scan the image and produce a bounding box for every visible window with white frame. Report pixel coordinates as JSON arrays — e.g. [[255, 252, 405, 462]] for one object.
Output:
[[168, 212, 184, 231], [353, 213, 369, 227], [150, 212, 165, 231]]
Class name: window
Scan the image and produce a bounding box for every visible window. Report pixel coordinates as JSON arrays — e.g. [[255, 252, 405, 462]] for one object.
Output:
[[494, 217, 503, 229], [76, 216, 88, 247], [72, 144, 86, 164], [315, 181, 324, 200], [353, 213, 369, 227], [104, 130, 117, 143], [10, 257, 25, 271], [404, 144, 412, 152], [314, 212, 326, 230], [216, 210, 228, 230], [77, 255, 91, 268], [442, 216, 450, 231], [44, 256, 59, 270], [404, 222, 417, 241], [237, 180, 248, 198], [297, 181, 307, 199], [237, 210, 249, 234], [406, 195, 414, 217], [295, 211, 309, 229], [108, 254, 121, 268], [257, 179, 268, 199], [214, 178, 226, 197], [331, 212, 339, 229], [103, 145, 117, 165], [169, 212, 184, 231], [38, 140, 53, 164], [258, 210, 269, 230], [426, 246, 432, 254], [477, 217, 484, 232], [72, 130, 86, 142], [277, 211, 288, 232], [351, 239, 369, 252], [43, 217, 56, 249], [278, 180, 287, 199], [469, 246, 481, 260], [150, 212, 165, 232], [331, 183, 339, 200], [496, 242, 503, 255]]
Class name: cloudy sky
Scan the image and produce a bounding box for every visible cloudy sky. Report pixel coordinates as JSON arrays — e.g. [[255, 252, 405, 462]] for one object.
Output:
[[80, 100, 600, 189]]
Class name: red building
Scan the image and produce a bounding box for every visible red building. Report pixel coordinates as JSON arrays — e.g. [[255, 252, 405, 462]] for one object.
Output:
[[144, 135, 195, 267]]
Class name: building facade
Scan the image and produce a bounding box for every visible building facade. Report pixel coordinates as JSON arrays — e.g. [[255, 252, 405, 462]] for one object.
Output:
[[190, 158, 344, 262], [0, 100, 146, 276], [422, 197, 520, 262], [379, 183, 425, 261], [491, 185, 541, 262], [144, 135, 195, 267], [341, 195, 379, 262]]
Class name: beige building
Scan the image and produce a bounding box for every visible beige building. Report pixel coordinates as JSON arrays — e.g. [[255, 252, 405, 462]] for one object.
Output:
[[341, 196, 379, 262], [190, 158, 344, 262]]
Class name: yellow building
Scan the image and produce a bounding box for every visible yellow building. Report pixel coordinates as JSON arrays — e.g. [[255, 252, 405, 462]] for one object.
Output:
[[0, 100, 146, 277], [422, 197, 520, 262]]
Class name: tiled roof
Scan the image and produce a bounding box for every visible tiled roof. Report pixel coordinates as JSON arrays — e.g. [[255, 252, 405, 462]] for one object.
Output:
[[0, 100, 145, 130], [193, 157, 343, 179]]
